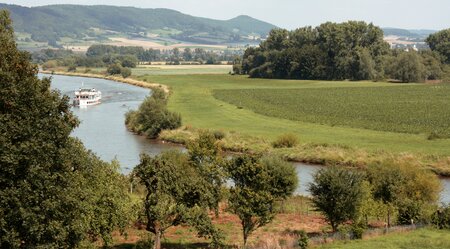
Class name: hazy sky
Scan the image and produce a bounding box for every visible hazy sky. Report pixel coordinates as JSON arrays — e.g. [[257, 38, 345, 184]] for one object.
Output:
[[4, 0, 450, 30]]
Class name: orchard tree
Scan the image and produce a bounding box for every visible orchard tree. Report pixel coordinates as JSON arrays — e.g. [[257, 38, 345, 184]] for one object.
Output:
[[227, 155, 297, 248], [187, 131, 226, 217], [134, 151, 222, 249], [308, 167, 365, 232]]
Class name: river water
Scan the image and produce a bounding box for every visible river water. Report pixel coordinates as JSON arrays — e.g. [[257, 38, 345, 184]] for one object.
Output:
[[45, 74, 450, 204]]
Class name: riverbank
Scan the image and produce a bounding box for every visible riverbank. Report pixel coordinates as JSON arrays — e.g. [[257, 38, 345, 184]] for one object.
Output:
[[42, 69, 450, 177], [40, 70, 170, 93]]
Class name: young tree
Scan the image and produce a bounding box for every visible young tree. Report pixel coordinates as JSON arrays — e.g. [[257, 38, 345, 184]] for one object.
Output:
[[308, 167, 365, 232], [187, 131, 226, 217], [367, 161, 441, 226], [227, 155, 297, 248], [133, 151, 222, 249]]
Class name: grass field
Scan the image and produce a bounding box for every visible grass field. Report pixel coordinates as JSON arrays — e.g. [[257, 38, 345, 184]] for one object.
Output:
[[213, 85, 450, 137], [137, 74, 450, 157], [317, 228, 450, 249]]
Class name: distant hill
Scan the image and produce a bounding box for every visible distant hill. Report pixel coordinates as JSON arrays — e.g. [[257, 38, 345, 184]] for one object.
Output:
[[382, 27, 436, 39], [0, 3, 277, 44]]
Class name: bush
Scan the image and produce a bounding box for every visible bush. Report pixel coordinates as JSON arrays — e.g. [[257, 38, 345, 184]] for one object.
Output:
[[297, 230, 309, 249], [125, 89, 181, 138], [107, 63, 122, 75], [121, 67, 132, 78], [272, 133, 299, 148], [432, 204, 450, 229], [67, 65, 77, 72], [213, 130, 226, 140]]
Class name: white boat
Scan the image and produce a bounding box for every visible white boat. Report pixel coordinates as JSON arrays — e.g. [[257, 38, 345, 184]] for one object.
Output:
[[73, 88, 102, 107]]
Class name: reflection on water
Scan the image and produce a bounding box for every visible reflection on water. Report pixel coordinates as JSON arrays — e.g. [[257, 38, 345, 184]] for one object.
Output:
[[43, 74, 449, 203], [44, 74, 182, 174]]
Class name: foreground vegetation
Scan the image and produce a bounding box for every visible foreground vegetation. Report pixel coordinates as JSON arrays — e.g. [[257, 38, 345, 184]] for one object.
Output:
[[317, 228, 450, 249]]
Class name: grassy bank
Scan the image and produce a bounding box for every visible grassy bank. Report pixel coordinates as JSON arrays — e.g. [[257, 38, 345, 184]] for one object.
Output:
[[317, 228, 450, 249]]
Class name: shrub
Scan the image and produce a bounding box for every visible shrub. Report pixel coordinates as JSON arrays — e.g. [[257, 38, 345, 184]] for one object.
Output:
[[432, 204, 450, 229], [213, 130, 226, 140], [107, 63, 122, 75], [121, 67, 132, 78], [272, 133, 299, 148], [297, 230, 309, 249], [67, 65, 76, 72]]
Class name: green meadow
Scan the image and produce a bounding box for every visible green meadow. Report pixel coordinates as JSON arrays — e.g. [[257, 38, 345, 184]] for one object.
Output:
[[317, 228, 450, 249], [138, 74, 450, 156]]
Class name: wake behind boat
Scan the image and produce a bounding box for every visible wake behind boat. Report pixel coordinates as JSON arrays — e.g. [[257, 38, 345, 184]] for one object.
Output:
[[73, 88, 102, 107]]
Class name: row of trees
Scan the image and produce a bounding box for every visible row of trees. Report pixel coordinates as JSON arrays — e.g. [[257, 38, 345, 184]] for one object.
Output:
[[34, 45, 241, 70], [309, 162, 441, 234], [234, 21, 449, 82], [0, 10, 131, 247], [133, 131, 298, 248]]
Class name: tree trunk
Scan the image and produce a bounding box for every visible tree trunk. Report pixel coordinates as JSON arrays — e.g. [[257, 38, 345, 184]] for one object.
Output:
[[387, 208, 391, 228], [243, 233, 247, 249], [154, 229, 162, 249]]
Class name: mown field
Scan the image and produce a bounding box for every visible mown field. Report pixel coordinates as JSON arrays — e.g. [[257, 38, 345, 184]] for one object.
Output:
[[213, 85, 450, 137], [317, 228, 450, 249]]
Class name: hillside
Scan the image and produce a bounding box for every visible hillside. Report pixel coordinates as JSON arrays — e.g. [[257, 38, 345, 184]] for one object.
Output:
[[0, 3, 277, 45]]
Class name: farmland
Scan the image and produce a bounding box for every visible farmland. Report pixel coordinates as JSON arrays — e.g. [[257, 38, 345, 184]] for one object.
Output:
[[213, 85, 450, 137]]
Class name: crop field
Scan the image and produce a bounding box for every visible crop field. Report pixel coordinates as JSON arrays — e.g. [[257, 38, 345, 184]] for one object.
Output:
[[213, 85, 450, 137], [317, 228, 450, 249]]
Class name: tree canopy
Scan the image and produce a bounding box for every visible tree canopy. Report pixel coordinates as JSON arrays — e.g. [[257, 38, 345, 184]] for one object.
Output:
[[0, 10, 129, 247]]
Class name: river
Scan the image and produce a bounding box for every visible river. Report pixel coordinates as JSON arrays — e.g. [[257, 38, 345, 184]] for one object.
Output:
[[45, 74, 450, 204]]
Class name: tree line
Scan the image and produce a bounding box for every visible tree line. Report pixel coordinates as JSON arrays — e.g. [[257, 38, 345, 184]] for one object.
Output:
[[33, 44, 241, 71], [234, 21, 449, 82]]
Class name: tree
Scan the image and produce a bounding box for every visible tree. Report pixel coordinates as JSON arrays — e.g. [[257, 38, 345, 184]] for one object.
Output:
[[107, 63, 123, 75], [133, 151, 222, 249], [125, 89, 181, 138], [426, 29, 450, 64], [0, 10, 130, 247], [392, 51, 425, 82], [187, 131, 226, 217], [121, 67, 132, 78], [183, 47, 193, 61], [308, 167, 365, 232], [227, 155, 297, 248], [367, 160, 441, 226]]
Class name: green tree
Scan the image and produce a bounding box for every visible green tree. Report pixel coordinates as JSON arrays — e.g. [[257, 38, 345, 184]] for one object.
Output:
[[187, 131, 226, 217], [133, 151, 222, 249], [308, 167, 365, 232], [107, 63, 123, 75], [121, 67, 132, 78], [426, 29, 450, 64], [0, 10, 130, 247], [183, 47, 193, 61], [125, 89, 181, 138], [227, 155, 297, 248], [392, 51, 425, 82], [367, 161, 441, 226]]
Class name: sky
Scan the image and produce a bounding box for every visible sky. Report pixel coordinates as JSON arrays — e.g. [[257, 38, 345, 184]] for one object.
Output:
[[4, 0, 450, 30]]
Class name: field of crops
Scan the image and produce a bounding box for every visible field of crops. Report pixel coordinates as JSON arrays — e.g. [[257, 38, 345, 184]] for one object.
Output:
[[213, 84, 450, 137]]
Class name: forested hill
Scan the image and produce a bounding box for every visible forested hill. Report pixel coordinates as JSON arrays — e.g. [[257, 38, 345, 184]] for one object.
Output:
[[0, 3, 277, 44]]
